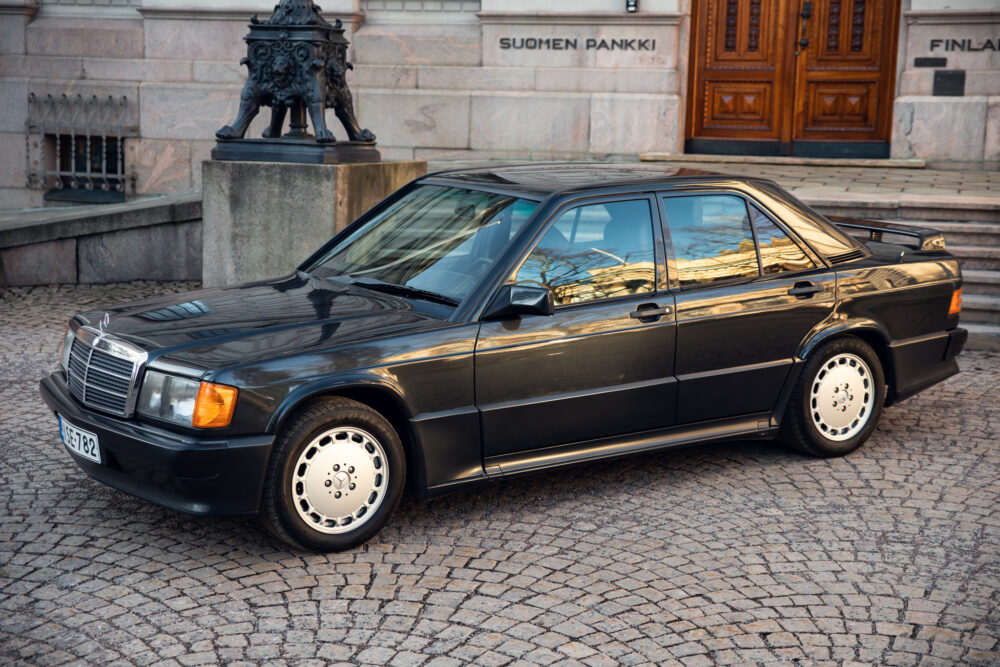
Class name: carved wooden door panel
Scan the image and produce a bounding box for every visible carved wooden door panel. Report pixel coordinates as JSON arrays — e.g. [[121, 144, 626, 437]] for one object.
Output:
[[793, 0, 899, 151], [688, 0, 794, 150], [687, 0, 899, 157]]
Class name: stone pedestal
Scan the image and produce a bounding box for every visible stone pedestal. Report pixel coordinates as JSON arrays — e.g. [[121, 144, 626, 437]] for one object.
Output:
[[201, 159, 426, 288]]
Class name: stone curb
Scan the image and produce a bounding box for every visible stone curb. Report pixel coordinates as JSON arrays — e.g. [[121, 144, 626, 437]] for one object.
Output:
[[0, 193, 202, 249]]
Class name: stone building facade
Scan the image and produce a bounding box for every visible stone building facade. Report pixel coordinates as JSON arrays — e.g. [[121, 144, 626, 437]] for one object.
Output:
[[0, 0, 996, 209]]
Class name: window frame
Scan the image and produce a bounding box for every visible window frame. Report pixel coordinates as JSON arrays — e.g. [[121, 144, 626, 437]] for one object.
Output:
[[657, 190, 824, 292], [504, 193, 668, 312]]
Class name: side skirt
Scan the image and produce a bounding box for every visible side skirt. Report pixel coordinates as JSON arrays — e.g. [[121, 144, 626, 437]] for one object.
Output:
[[483, 413, 777, 480]]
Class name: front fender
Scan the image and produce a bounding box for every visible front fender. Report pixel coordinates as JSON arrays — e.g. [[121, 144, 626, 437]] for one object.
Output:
[[265, 373, 413, 435]]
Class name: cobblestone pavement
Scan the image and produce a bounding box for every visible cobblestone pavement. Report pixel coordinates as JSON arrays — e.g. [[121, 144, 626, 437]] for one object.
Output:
[[1, 282, 999, 667]]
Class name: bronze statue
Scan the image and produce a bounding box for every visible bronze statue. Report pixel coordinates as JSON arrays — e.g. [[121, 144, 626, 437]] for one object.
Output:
[[215, 0, 376, 161]]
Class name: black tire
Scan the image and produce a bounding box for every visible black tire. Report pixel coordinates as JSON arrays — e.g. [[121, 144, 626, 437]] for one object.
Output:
[[781, 336, 886, 457], [260, 397, 405, 552]]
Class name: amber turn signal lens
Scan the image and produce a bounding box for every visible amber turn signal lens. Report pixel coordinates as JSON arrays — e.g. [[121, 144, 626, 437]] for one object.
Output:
[[948, 289, 963, 316], [192, 382, 238, 429]]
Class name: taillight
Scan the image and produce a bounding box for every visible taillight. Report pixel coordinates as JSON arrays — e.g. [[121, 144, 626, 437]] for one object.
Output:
[[948, 289, 962, 316]]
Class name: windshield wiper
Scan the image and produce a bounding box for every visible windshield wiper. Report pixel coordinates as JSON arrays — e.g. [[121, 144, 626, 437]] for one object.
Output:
[[352, 279, 460, 307]]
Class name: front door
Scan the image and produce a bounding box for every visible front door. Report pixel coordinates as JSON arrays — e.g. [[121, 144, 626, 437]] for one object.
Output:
[[475, 196, 677, 459], [686, 0, 900, 158]]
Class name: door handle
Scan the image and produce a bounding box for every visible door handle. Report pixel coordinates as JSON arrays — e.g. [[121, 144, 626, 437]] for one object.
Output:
[[797, 1, 813, 51], [788, 281, 822, 298], [630, 303, 673, 320]]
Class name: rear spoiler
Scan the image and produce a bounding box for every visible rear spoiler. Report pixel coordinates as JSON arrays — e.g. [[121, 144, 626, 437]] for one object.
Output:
[[828, 216, 947, 252]]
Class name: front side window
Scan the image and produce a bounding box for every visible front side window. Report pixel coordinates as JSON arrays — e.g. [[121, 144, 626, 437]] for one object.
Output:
[[512, 199, 656, 306], [310, 185, 538, 304], [663, 195, 758, 286]]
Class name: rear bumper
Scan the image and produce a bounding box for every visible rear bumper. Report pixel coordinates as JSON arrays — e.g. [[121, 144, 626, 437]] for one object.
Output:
[[888, 327, 967, 405], [40, 372, 273, 516]]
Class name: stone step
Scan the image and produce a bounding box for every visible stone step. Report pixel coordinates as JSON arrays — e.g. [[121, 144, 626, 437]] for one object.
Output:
[[952, 246, 1000, 271], [640, 152, 927, 169], [962, 270, 1000, 297], [965, 323, 1000, 352], [907, 220, 1000, 247], [962, 294, 1000, 324]]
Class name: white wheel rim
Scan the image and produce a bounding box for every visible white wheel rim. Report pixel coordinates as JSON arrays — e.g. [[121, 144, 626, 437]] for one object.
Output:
[[810, 353, 875, 442], [291, 426, 388, 534]]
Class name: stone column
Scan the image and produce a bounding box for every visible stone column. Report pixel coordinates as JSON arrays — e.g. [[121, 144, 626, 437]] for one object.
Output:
[[892, 1, 1000, 168], [0, 1, 39, 208], [201, 160, 426, 287]]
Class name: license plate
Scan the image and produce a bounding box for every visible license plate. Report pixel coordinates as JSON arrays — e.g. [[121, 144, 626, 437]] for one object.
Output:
[[58, 415, 102, 464]]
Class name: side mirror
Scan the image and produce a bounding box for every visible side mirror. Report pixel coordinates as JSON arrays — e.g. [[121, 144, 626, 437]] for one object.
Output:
[[482, 285, 554, 320]]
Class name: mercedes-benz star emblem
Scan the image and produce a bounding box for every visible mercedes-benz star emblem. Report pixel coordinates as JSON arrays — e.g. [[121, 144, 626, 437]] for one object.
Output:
[[332, 471, 351, 490], [97, 312, 110, 334]]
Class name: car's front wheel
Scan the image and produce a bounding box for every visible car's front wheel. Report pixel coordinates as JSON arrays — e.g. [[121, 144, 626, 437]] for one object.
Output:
[[261, 397, 405, 551], [782, 336, 886, 457]]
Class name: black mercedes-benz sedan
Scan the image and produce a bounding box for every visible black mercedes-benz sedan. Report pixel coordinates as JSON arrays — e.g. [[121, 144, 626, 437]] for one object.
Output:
[[41, 164, 967, 551]]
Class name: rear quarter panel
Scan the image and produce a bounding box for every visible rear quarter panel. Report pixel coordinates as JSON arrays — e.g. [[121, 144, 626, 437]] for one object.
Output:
[[837, 257, 960, 339], [835, 254, 962, 401]]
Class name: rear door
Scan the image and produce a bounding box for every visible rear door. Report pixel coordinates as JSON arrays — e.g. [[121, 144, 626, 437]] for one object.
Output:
[[475, 195, 677, 457], [660, 192, 837, 424]]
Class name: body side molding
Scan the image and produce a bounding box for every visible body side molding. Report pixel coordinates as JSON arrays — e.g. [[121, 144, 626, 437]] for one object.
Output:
[[483, 413, 775, 480]]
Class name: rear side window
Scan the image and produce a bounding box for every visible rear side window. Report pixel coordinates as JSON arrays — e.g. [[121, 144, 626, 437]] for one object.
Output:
[[751, 205, 816, 275], [662, 195, 758, 286], [751, 180, 862, 259]]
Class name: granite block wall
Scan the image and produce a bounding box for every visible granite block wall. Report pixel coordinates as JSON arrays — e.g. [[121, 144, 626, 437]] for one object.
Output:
[[0, 0, 997, 210], [892, 6, 1000, 169]]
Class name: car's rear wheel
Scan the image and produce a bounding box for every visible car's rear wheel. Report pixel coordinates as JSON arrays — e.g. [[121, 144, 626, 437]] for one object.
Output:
[[781, 336, 886, 457], [261, 397, 405, 551]]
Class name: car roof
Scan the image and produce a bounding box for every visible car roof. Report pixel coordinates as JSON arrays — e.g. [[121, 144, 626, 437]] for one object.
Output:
[[423, 163, 741, 197]]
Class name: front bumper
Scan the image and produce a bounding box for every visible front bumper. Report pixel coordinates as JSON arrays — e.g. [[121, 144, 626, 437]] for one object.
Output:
[[40, 372, 273, 516]]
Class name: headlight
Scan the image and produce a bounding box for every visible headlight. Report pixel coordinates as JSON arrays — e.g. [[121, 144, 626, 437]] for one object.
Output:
[[137, 371, 238, 429], [59, 326, 75, 373], [138, 371, 199, 426]]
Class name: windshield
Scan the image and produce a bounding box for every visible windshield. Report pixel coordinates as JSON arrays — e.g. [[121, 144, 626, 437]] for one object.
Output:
[[309, 185, 539, 304]]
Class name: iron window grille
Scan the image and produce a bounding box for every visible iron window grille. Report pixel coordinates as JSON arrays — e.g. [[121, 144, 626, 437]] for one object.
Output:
[[25, 93, 137, 203]]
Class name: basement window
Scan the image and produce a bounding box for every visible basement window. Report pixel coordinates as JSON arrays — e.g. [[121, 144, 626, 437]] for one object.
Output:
[[26, 93, 136, 204]]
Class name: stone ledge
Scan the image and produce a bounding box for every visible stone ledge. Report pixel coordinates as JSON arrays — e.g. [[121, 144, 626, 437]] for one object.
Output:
[[903, 9, 1000, 24], [965, 324, 1000, 352], [0, 193, 201, 249], [476, 12, 682, 25], [806, 193, 1000, 223], [640, 153, 927, 169]]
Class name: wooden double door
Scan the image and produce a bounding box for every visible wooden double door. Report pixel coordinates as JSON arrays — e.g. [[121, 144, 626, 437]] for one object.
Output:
[[686, 0, 900, 158]]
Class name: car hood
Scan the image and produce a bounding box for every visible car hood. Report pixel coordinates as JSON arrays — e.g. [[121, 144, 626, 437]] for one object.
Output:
[[74, 273, 450, 370]]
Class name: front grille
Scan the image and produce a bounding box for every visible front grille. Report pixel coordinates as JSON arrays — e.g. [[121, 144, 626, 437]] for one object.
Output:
[[67, 337, 138, 417]]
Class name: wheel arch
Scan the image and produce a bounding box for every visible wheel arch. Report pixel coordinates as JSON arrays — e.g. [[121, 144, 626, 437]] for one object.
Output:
[[797, 320, 896, 405], [267, 377, 427, 497]]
